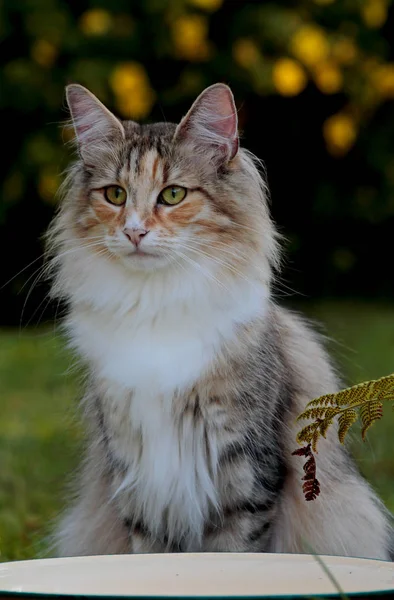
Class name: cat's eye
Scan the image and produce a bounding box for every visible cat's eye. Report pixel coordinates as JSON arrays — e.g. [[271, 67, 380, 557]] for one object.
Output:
[[104, 186, 127, 206], [158, 186, 187, 206]]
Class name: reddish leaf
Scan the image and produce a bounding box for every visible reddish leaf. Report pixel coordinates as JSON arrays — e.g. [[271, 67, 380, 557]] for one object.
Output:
[[292, 444, 311, 457], [303, 456, 315, 474], [292, 444, 321, 501], [303, 478, 321, 501]]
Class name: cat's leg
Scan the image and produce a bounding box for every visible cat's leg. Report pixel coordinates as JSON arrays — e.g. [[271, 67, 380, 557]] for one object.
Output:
[[201, 508, 274, 552], [53, 444, 129, 557], [200, 440, 282, 552], [55, 493, 129, 557], [124, 521, 169, 553], [270, 409, 393, 560]]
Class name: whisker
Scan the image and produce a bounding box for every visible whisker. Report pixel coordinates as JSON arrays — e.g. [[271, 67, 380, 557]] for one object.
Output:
[[47, 240, 109, 270], [178, 237, 287, 291], [17, 262, 50, 296], [46, 246, 110, 331], [176, 243, 252, 284], [179, 237, 271, 274], [175, 249, 230, 293], [182, 238, 250, 262], [1, 235, 109, 291], [164, 250, 190, 277], [1, 253, 46, 291], [31, 294, 53, 329], [229, 222, 264, 236], [18, 241, 108, 329], [19, 268, 48, 331], [23, 241, 106, 294], [174, 241, 263, 291], [272, 276, 305, 298]]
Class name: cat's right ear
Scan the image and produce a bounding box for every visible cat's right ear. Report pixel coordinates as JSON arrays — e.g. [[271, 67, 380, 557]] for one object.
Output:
[[174, 83, 239, 165], [65, 84, 125, 162]]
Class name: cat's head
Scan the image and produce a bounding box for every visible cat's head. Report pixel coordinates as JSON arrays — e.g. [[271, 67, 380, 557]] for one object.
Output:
[[51, 83, 279, 293]]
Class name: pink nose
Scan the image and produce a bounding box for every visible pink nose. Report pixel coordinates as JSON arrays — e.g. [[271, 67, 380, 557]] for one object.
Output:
[[124, 227, 149, 247]]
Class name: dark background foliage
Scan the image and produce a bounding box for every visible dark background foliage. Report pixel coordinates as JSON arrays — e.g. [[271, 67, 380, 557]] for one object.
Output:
[[1, 0, 394, 324]]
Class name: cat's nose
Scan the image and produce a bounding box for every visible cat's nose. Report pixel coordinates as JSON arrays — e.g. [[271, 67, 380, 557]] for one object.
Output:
[[123, 227, 149, 247]]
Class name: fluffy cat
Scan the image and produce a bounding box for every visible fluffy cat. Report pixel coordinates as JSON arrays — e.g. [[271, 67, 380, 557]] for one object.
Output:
[[48, 82, 393, 559]]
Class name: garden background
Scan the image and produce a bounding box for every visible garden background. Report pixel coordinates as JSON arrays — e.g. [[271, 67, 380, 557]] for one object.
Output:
[[0, 0, 393, 561]]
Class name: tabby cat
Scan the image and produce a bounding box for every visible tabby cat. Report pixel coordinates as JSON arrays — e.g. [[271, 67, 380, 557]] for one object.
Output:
[[49, 82, 393, 559]]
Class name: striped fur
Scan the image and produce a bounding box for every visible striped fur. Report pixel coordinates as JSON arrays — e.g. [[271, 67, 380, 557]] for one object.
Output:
[[49, 84, 393, 559]]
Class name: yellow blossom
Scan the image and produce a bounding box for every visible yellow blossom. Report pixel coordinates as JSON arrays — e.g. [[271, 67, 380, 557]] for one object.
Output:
[[361, 0, 388, 28], [38, 169, 59, 203], [80, 9, 112, 36], [188, 0, 223, 11], [110, 63, 155, 120], [331, 38, 358, 65], [172, 15, 211, 61], [233, 38, 261, 69], [31, 39, 57, 68], [372, 64, 394, 98], [313, 61, 343, 94], [291, 25, 330, 67], [115, 88, 155, 120], [110, 62, 149, 95], [272, 58, 307, 97], [323, 113, 357, 156]]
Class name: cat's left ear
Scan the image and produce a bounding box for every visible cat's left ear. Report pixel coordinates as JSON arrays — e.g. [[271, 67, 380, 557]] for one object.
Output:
[[66, 84, 125, 162], [174, 83, 238, 164]]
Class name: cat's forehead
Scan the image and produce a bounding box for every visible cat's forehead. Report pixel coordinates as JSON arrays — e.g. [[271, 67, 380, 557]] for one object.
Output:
[[90, 120, 202, 188], [123, 121, 177, 149], [112, 121, 203, 189], [118, 122, 177, 180]]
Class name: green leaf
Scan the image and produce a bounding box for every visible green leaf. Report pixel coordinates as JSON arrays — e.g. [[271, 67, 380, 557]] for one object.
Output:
[[360, 400, 383, 441], [338, 409, 357, 444]]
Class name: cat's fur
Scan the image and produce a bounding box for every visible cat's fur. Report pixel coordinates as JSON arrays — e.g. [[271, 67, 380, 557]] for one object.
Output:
[[49, 83, 393, 559]]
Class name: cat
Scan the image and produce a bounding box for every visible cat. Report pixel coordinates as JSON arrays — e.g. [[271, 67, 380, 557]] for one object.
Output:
[[48, 82, 393, 559]]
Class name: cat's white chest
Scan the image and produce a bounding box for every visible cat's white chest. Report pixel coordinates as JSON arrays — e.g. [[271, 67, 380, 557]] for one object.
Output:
[[66, 257, 266, 393], [108, 389, 218, 545], [69, 306, 226, 392]]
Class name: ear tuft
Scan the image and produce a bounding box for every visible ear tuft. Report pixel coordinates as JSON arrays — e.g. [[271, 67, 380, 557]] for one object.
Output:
[[66, 84, 125, 162], [174, 83, 239, 164]]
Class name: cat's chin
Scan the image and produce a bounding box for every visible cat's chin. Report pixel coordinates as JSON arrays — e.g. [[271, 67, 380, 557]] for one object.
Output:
[[119, 250, 170, 272]]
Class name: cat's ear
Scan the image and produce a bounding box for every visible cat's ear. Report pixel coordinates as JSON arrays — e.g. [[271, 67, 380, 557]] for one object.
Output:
[[65, 84, 125, 162], [174, 83, 238, 164]]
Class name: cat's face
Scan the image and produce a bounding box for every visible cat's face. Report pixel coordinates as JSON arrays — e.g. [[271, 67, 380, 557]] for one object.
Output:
[[70, 123, 239, 272], [63, 83, 276, 279]]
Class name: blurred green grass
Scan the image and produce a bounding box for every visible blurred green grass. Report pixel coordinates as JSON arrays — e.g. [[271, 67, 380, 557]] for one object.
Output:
[[0, 331, 82, 562], [0, 300, 393, 562]]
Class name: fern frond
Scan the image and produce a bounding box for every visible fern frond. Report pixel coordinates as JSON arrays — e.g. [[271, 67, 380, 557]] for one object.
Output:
[[359, 400, 383, 440], [311, 428, 320, 453], [296, 422, 320, 445], [319, 414, 336, 439], [338, 409, 357, 443], [297, 406, 335, 421], [294, 373, 394, 501], [303, 395, 338, 408], [309, 373, 394, 410]]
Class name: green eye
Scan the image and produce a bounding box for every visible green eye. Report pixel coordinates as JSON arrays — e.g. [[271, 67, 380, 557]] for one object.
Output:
[[105, 186, 127, 206], [159, 186, 187, 206]]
